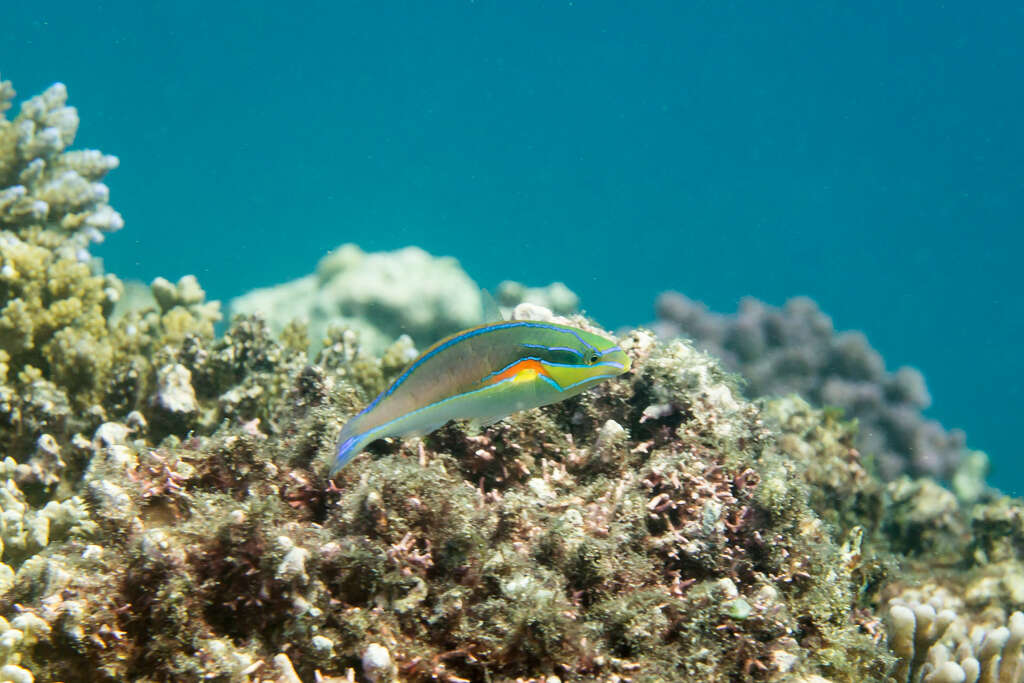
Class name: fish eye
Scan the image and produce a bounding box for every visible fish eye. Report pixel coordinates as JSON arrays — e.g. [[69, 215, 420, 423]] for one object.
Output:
[[588, 352, 600, 365]]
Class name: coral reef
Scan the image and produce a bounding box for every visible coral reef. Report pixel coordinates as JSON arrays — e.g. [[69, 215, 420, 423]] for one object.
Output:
[[0, 77, 122, 258], [495, 279, 579, 319], [885, 586, 1024, 683], [2, 322, 904, 682], [231, 243, 483, 355], [652, 292, 972, 481], [230, 242, 581, 356], [3, 75, 1024, 683], [0, 75, 224, 454]]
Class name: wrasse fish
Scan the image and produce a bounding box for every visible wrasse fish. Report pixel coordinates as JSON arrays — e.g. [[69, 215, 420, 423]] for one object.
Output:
[[331, 320, 631, 475]]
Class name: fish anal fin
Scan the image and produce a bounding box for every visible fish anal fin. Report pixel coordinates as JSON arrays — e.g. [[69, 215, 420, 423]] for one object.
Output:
[[467, 414, 509, 432], [403, 420, 450, 439]]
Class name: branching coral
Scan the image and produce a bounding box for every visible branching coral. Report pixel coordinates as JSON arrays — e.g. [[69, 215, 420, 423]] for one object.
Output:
[[0, 78, 234, 465], [652, 292, 971, 481], [887, 584, 1024, 683], [0, 76, 122, 257], [0, 232, 118, 409]]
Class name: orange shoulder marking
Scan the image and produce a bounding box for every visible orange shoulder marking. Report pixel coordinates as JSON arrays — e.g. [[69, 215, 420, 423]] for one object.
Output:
[[483, 359, 548, 386]]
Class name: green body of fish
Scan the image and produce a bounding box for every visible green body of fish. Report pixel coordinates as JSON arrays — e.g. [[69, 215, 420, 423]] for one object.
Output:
[[331, 320, 631, 474]]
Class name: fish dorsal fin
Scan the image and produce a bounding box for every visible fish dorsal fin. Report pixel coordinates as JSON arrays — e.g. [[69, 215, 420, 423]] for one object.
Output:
[[480, 288, 506, 323]]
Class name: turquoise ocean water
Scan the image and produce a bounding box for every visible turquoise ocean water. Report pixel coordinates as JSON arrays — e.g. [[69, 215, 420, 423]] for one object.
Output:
[[2, 2, 1020, 491]]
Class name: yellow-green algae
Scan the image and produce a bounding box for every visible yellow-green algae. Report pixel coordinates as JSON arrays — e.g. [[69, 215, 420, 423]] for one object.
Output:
[[1, 75, 1024, 683]]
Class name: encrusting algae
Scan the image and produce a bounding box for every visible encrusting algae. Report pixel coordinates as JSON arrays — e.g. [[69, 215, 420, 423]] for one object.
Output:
[[0, 75, 1024, 683]]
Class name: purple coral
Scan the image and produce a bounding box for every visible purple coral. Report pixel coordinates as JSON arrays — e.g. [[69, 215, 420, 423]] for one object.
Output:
[[653, 292, 966, 479]]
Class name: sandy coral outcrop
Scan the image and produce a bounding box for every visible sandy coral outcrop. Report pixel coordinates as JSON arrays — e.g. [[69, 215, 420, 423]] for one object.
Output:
[[495, 279, 579, 318], [230, 243, 485, 355], [230, 242, 582, 356]]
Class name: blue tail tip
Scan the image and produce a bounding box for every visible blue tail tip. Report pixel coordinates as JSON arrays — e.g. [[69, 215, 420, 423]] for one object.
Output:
[[330, 435, 362, 476]]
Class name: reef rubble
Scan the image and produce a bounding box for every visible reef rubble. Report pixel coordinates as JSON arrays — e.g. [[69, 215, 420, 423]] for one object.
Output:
[[0, 76, 1023, 683]]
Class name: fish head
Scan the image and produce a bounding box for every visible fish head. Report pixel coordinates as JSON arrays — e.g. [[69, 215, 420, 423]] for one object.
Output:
[[532, 326, 632, 396], [575, 328, 631, 373]]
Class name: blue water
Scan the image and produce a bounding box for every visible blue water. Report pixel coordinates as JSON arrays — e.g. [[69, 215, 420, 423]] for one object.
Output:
[[2, 2, 1021, 492]]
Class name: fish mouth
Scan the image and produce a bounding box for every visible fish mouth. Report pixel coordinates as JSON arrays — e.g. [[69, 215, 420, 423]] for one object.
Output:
[[607, 356, 632, 374]]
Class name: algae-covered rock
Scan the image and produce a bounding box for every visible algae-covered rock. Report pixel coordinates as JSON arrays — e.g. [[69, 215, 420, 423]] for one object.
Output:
[[0, 314, 902, 681]]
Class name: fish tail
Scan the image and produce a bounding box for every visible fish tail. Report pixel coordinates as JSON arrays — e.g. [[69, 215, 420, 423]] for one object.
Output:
[[330, 433, 367, 476]]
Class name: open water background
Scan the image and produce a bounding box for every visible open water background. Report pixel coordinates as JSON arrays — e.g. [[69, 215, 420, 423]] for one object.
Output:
[[2, 2, 1021, 491]]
